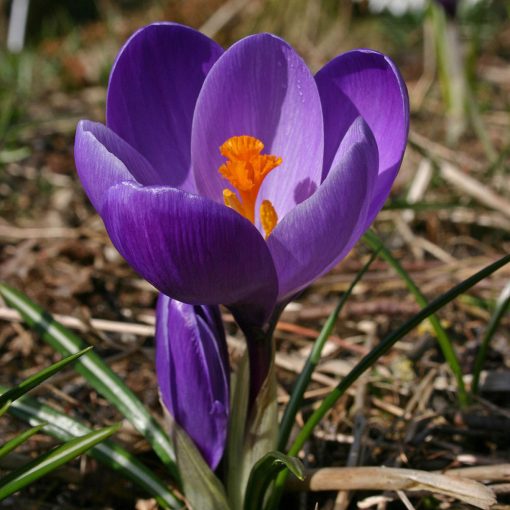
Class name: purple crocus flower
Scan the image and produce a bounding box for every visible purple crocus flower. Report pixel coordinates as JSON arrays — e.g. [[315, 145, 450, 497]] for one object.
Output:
[[75, 22, 409, 330], [156, 295, 229, 469]]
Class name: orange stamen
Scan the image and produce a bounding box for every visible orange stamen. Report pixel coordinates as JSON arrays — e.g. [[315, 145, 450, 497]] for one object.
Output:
[[222, 189, 245, 217], [260, 200, 278, 239], [219, 135, 282, 227]]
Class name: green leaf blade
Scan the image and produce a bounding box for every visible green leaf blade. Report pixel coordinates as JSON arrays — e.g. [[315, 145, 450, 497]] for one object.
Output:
[[226, 352, 250, 509], [173, 417, 230, 510], [0, 423, 47, 459], [278, 249, 380, 451], [363, 230, 468, 406], [267, 252, 510, 510], [0, 424, 120, 501], [292, 251, 510, 456], [244, 451, 304, 510], [0, 347, 92, 409], [0, 401, 11, 418], [1, 387, 181, 509], [0, 283, 179, 481], [472, 281, 510, 394]]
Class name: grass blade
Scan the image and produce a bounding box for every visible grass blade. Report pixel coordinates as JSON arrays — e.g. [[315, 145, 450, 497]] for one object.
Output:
[[0, 347, 92, 409], [0, 424, 47, 459], [277, 250, 379, 451], [267, 252, 510, 510], [0, 283, 179, 481], [244, 451, 303, 510], [363, 230, 468, 406], [471, 281, 510, 394], [0, 401, 11, 418], [0, 424, 120, 501], [291, 252, 510, 455], [1, 386, 181, 509]]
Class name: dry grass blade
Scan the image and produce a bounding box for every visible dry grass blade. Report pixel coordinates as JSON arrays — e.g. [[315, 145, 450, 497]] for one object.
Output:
[[288, 467, 496, 509], [439, 162, 510, 218], [445, 464, 510, 482], [0, 306, 155, 337], [200, 0, 254, 37]]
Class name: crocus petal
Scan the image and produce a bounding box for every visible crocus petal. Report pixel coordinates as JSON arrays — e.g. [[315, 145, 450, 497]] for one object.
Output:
[[101, 182, 278, 323], [107, 22, 223, 192], [315, 49, 409, 227], [74, 120, 161, 212], [192, 33, 324, 222], [156, 296, 229, 469], [267, 117, 379, 301]]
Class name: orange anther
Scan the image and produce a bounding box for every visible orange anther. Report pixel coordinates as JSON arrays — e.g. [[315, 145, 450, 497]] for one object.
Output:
[[260, 200, 278, 239]]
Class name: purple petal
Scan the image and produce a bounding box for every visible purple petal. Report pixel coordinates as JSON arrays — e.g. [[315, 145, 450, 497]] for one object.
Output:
[[101, 182, 278, 323], [268, 117, 379, 302], [107, 22, 223, 193], [315, 49, 409, 227], [156, 296, 229, 469], [191, 33, 324, 225], [74, 120, 161, 212]]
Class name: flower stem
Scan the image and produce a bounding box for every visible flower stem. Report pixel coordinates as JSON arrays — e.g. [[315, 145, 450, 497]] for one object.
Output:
[[231, 304, 283, 407]]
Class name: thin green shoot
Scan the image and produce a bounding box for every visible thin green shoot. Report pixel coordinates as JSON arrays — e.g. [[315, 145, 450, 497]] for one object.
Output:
[[0, 347, 92, 409], [266, 252, 510, 510], [0, 283, 179, 481], [277, 249, 379, 451], [0, 424, 47, 460], [0, 424, 120, 501], [2, 388, 180, 509], [471, 281, 510, 394], [363, 230, 468, 407]]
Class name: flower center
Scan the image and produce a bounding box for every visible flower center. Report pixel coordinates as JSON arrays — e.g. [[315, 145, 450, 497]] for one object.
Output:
[[218, 135, 282, 239]]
